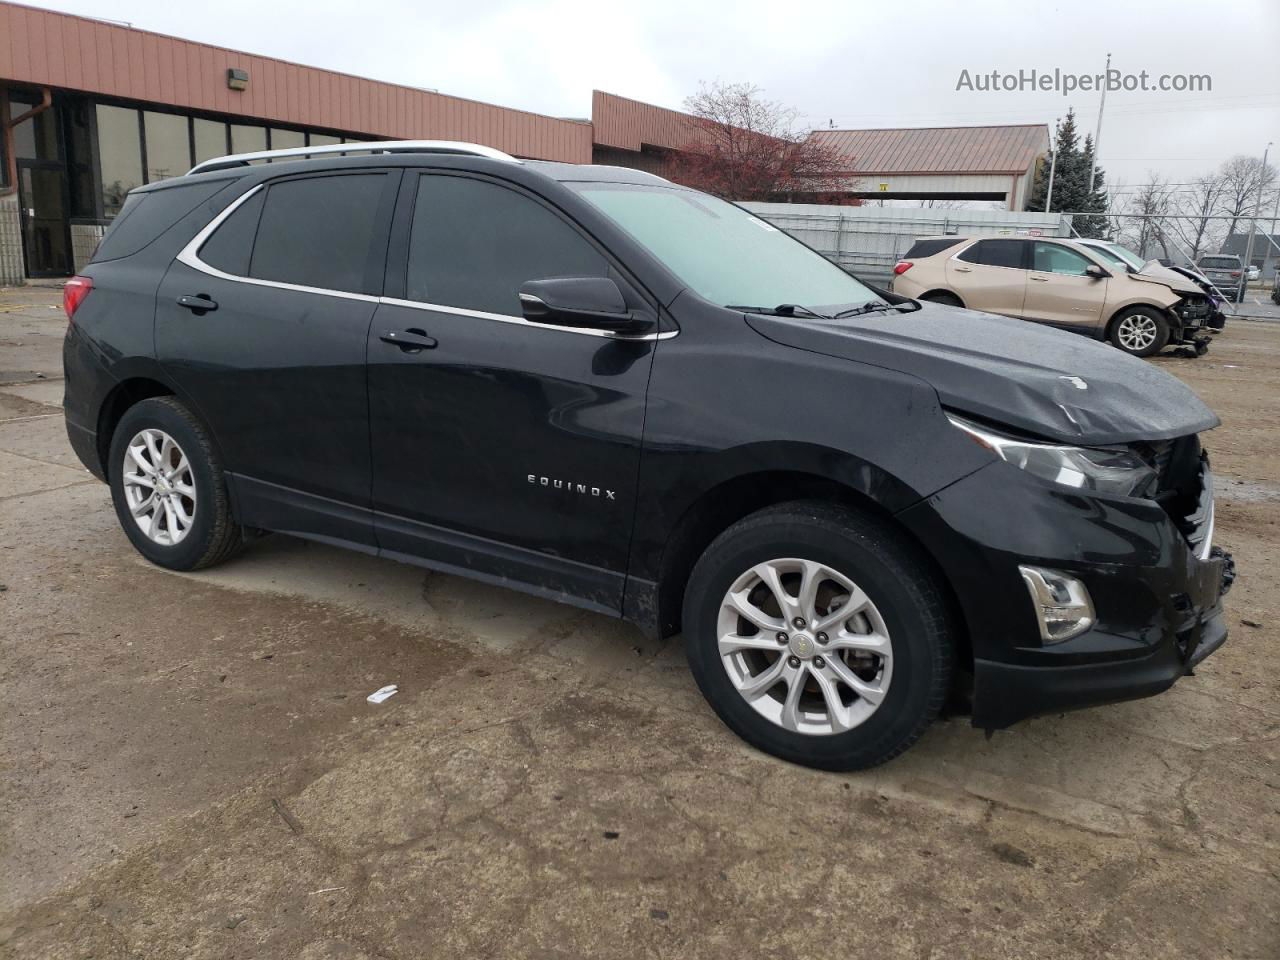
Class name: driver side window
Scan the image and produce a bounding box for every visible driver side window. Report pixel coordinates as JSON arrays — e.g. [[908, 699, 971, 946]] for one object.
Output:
[[1033, 242, 1093, 276], [406, 175, 607, 316]]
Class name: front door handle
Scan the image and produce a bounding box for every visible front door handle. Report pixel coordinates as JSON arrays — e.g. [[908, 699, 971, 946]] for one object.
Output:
[[380, 329, 438, 351], [176, 294, 218, 312], [953, 266, 972, 273]]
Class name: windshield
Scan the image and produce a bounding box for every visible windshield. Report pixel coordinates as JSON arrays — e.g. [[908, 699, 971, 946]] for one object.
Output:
[[1085, 244, 1132, 270], [1093, 242, 1145, 271], [569, 181, 880, 313]]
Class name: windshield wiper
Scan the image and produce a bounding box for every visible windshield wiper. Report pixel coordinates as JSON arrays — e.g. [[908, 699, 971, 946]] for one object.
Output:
[[832, 300, 918, 319], [725, 303, 834, 319]]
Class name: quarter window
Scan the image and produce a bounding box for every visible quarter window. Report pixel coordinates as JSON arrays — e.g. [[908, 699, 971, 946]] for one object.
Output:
[[247, 175, 386, 294], [1033, 243, 1093, 276], [199, 189, 265, 277], [407, 175, 607, 316], [957, 239, 1026, 269]]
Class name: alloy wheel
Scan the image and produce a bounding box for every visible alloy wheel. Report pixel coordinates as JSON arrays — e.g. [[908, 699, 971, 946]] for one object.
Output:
[[1116, 313, 1158, 351], [716, 558, 893, 735], [121, 428, 197, 546]]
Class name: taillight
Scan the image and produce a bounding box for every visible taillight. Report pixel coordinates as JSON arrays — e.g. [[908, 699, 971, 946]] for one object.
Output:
[[893, 261, 914, 276], [1229, 270, 1241, 278], [63, 276, 93, 321]]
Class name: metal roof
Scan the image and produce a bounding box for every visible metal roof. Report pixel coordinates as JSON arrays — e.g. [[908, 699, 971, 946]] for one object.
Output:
[[809, 125, 1049, 175]]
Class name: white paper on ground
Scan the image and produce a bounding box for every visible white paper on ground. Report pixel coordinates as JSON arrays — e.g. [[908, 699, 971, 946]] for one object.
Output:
[[367, 684, 398, 704]]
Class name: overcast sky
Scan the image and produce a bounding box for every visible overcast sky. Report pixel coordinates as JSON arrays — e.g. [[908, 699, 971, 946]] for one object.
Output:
[[30, 0, 1280, 193]]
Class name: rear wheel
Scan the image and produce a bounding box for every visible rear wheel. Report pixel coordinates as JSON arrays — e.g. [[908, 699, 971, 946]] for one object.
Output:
[[921, 291, 963, 308], [683, 501, 954, 770], [1109, 306, 1169, 357], [108, 397, 244, 571]]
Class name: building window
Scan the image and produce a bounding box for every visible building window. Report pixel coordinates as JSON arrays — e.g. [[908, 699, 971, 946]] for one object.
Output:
[[64, 99, 97, 219], [230, 123, 267, 155], [193, 118, 228, 165], [10, 93, 59, 162], [307, 133, 340, 147], [270, 128, 305, 151], [143, 111, 192, 182], [96, 104, 143, 217]]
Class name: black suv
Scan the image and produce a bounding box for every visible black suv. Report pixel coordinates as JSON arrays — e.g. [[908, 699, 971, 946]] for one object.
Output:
[[62, 141, 1234, 770]]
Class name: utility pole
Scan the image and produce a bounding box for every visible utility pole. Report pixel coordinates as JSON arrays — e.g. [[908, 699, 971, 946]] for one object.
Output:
[[1087, 53, 1110, 199], [1044, 117, 1060, 213], [1242, 141, 1272, 295]]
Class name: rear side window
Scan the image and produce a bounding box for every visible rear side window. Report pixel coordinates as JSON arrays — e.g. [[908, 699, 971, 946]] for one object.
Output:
[[407, 174, 607, 316], [1033, 242, 1092, 276], [248, 174, 387, 294], [92, 180, 229, 263], [904, 238, 963, 259], [198, 189, 264, 276], [957, 238, 1026, 269]]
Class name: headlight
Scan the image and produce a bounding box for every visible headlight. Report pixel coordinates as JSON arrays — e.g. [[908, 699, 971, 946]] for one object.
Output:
[[947, 413, 1157, 498]]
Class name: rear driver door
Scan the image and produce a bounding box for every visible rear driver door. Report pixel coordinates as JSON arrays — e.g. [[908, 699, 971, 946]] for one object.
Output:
[[946, 238, 1029, 317], [157, 170, 399, 547]]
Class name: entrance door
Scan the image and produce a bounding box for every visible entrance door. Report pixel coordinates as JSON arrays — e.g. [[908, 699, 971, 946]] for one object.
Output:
[[17, 163, 72, 277]]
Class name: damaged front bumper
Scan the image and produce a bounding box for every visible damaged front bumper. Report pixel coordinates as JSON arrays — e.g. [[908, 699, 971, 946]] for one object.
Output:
[[898, 457, 1235, 730]]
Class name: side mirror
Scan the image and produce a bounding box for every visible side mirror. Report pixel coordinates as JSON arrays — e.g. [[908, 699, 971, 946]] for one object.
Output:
[[519, 277, 652, 333], [1084, 264, 1109, 279]]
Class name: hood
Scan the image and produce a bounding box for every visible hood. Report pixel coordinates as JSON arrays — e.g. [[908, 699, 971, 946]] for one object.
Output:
[[746, 302, 1219, 446], [1129, 263, 1202, 296]]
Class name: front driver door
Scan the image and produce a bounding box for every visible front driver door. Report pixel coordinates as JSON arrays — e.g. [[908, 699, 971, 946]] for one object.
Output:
[[367, 172, 659, 613], [1023, 241, 1107, 330], [946, 238, 1029, 317]]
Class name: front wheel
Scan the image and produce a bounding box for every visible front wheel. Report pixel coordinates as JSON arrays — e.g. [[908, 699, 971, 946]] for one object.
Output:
[[682, 502, 954, 771], [108, 397, 245, 571], [1109, 307, 1169, 357]]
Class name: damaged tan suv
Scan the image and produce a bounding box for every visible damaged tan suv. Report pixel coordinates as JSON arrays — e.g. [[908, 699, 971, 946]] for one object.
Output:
[[890, 236, 1213, 357]]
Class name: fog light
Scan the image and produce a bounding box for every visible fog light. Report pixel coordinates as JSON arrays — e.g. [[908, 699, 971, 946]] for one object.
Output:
[[1019, 566, 1095, 644]]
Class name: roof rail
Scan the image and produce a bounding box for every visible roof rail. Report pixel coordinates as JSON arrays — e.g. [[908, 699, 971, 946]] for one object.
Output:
[[187, 139, 520, 175]]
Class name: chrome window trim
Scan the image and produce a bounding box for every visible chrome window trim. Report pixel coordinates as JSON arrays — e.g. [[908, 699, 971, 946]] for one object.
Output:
[[379, 296, 678, 341], [175, 183, 381, 303], [176, 184, 677, 342]]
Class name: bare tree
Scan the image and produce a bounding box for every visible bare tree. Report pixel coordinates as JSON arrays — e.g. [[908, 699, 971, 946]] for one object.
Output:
[[1217, 154, 1278, 239], [666, 82, 855, 202], [1166, 171, 1229, 262], [1119, 173, 1175, 260]]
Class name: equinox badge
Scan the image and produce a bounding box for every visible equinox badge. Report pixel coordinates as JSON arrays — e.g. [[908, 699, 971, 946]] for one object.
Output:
[[528, 474, 616, 500]]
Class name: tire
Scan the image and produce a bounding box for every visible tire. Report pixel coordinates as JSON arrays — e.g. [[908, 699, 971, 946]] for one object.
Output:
[[920, 291, 963, 308], [1109, 306, 1170, 358], [108, 396, 244, 571], [683, 501, 954, 771]]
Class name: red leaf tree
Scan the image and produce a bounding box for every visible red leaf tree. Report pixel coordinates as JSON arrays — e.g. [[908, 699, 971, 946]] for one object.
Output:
[[664, 82, 859, 203]]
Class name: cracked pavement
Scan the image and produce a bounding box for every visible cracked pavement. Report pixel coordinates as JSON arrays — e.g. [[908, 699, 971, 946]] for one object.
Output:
[[1, 285, 1277, 958]]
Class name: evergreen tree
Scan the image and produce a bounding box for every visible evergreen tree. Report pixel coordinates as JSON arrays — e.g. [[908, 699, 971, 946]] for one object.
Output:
[[1028, 110, 1109, 237]]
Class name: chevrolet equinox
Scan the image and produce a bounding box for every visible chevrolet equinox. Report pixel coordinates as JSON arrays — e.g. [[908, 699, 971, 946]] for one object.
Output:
[[62, 141, 1235, 770]]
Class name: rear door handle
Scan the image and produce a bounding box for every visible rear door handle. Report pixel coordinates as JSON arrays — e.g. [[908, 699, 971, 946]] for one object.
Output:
[[176, 294, 217, 312], [380, 329, 438, 351], [1030, 275, 1050, 281], [953, 266, 972, 273]]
